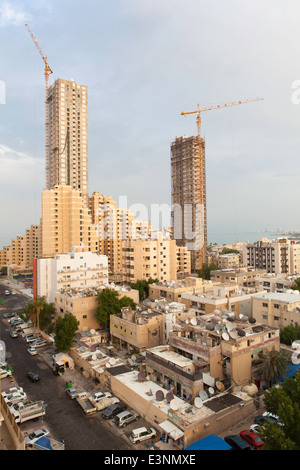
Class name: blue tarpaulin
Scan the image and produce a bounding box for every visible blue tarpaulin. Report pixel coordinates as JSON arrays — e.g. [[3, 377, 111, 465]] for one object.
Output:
[[34, 437, 52, 450], [185, 434, 232, 450], [280, 362, 300, 382]]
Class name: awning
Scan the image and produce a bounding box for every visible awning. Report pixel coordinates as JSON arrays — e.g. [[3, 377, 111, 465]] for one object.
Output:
[[159, 420, 184, 440]]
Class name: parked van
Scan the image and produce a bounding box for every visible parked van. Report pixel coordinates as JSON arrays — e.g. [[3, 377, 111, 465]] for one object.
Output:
[[113, 410, 139, 428], [129, 427, 156, 444], [224, 434, 251, 450]]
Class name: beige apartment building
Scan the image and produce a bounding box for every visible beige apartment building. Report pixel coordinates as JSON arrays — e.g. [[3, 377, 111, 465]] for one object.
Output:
[[252, 291, 300, 329], [0, 224, 42, 269], [243, 238, 300, 274], [180, 283, 265, 317], [55, 286, 139, 331], [47, 78, 89, 205], [148, 276, 216, 303], [122, 234, 177, 283], [210, 267, 266, 287], [171, 135, 207, 272], [41, 185, 99, 258], [110, 306, 163, 352], [176, 245, 191, 277]]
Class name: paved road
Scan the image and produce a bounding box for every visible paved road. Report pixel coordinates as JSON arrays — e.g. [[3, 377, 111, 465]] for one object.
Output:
[[0, 283, 133, 450]]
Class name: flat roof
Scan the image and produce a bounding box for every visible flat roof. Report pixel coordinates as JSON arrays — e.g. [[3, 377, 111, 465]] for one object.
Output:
[[147, 345, 194, 369], [255, 292, 300, 303]]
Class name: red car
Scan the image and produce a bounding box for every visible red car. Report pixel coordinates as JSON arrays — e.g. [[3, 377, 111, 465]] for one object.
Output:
[[239, 430, 264, 449]]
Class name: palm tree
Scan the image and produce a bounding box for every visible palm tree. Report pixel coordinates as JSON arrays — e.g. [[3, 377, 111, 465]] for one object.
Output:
[[25, 296, 47, 338], [256, 347, 289, 386]]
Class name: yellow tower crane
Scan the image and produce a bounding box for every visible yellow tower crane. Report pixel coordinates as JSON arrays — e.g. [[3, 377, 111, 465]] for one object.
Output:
[[25, 23, 53, 189], [180, 97, 263, 269], [181, 98, 264, 138]]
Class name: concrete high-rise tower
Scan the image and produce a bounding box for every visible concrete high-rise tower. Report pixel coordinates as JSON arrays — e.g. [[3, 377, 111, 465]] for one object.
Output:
[[171, 135, 207, 272], [47, 78, 88, 204]]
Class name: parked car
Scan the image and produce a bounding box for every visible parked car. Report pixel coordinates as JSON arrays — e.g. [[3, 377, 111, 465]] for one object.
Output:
[[91, 391, 112, 402], [3, 312, 15, 318], [240, 430, 264, 449], [129, 427, 157, 444], [254, 415, 279, 426], [4, 290, 10, 295], [0, 367, 12, 379], [66, 387, 78, 399], [25, 428, 50, 446], [31, 340, 47, 348], [262, 411, 283, 426], [9, 330, 18, 338], [3, 391, 27, 405], [2, 386, 24, 396], [11, 291, 17, 295], [113, 410, 139, 428], [27, 371, 40, 382], [101, 402, 126, 419], [28, 348, 37, 356], [224, 434, 251, 450]]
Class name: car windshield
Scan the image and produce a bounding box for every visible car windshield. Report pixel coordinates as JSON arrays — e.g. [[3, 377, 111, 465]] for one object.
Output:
[[254, 437, 262, 443]]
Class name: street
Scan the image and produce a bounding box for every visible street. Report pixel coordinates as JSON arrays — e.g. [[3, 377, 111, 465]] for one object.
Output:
[[0, 283, 132, 450]]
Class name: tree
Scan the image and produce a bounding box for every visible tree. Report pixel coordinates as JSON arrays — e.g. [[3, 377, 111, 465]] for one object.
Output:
[[291, 278, 300, 292], [54, 313, 79, 352], [95, 288, 136, 328], [21, 296, 48, 338], [221, 248, 240, 254], [256, 347, 289, 385], [261, 373, 300, 450], [197, 263, 217, 280], [130, 278, 158, 300], [280, 323, 300, 345]]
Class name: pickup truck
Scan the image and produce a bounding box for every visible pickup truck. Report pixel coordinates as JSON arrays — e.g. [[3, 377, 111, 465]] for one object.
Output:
[[10, 400, 46, 424], [76, 392, 97, 415]]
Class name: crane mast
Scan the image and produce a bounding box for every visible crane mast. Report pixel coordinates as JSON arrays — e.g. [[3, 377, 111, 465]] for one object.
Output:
[[25, 24, 53, 189]]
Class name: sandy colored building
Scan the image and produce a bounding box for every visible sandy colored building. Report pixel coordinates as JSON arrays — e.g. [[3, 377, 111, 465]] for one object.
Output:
[[47, 78, 89, 205], [148, 277, 216, 303], [0, 224, 42, 269], [171, 135, 207, 272], [180, 283, 265, 317], [252, 291, 300, 329], [168, 311, 280, 389], [217, 253, 240, 269], [110, 306, 163, 352], [55, 285, 139, 331], [243, 238, 300, 274], [254, 273, 299, 293], [176, 245, 191, 277], [41, 185, 99, 258], [122, 233, 177, 283], [35, 246, 108, 303], [210, 267, 266, 287], [89, 191, 151, 276]]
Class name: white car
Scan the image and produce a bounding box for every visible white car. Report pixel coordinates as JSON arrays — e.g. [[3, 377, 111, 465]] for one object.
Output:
[[0, 368, 12, 379], [11, 291, 17, 295], [28, 347, 37, 356], [129, 426, 157, 444], [3, 391, 27, 405], [25, 428, 50, 446], [2, 386, 24, 396]]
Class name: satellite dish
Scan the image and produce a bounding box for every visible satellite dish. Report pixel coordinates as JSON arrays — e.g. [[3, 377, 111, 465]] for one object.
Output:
[[131, 355, 137, 361], [200, 322, 206, 328], [92, 354, 97, 361], [90, 329, 96, 335], [170, 399, 179, 410], [222, 332, 229, 341], [194, 397, 203, 409], [199, 390, 208, 400], [166, 392, 174, 403], [208, 387, 215, 395], [249, 317, 256, 324], [226, 323, 234, 332], [238, 328, 246, 337], [206, 324, 214, 331], [214, 324, 222, 333], [109, 357, 116, 365], [230, 331, 238, 340], [155, 390, 164, 401], [292, 340, 300, 350], [190, 318, 197, 326]]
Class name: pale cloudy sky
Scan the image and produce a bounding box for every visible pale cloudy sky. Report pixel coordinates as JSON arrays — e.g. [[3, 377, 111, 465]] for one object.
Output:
[[1, 0, 300, 248]]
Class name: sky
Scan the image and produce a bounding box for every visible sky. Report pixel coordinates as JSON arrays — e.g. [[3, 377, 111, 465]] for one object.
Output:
[[1, 0, 300, 249]]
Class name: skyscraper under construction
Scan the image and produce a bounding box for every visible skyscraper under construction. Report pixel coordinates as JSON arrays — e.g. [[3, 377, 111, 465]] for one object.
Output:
[[171, 135, 207, 272], [47, 78, 88, 205]]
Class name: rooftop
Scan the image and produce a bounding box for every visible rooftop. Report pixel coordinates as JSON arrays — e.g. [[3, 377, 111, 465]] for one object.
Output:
[[255, 291, 300, 303]]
